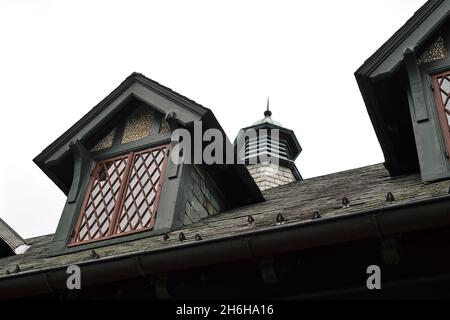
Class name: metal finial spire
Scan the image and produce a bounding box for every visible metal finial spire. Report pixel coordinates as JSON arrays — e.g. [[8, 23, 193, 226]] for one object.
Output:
[[264, 96, 272, 117]]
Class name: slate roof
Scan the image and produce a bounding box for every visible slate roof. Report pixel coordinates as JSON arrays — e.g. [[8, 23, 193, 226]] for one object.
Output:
[[1, 162, 449, 277]]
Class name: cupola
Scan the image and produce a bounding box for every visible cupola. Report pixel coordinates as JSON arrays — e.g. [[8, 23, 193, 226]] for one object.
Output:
[[236, 98, 302, 190]]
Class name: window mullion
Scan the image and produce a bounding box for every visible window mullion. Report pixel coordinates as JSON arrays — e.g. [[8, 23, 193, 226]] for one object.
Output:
[[107, 152, 135, 236], [70, 164, 101, 243]]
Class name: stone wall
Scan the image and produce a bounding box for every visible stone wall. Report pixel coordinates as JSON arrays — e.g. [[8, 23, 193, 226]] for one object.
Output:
[[246, 162, 295, 191]]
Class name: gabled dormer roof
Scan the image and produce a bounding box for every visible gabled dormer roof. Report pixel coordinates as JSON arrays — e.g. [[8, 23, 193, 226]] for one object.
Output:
[[356, 0, 450, 79], [34, 73, 208, 191], [33, 73, 261, 204], [355, 0, 450, 176]]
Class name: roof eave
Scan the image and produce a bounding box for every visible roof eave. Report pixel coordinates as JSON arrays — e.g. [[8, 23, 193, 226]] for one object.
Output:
[[1, 192, 450, 298]]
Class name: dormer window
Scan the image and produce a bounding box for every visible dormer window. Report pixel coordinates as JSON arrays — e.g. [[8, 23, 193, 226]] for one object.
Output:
[[34, 73, 263, 255], [70, 145, 169, 245]]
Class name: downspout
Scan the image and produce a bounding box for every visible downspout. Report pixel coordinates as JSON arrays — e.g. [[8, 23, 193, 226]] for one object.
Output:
[[1, 193, 450, 299]]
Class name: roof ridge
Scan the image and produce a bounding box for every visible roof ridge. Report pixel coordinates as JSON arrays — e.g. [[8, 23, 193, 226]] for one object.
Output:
[[128, 72, 210, 111]]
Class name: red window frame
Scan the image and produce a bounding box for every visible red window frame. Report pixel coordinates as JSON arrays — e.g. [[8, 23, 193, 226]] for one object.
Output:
[[432, 71, 450, 156], [69, 144, 170, 246]]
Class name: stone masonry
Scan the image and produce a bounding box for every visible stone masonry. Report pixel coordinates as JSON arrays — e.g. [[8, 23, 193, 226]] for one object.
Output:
[[183, 165, 225, 225], [247, 162, 295, 191]]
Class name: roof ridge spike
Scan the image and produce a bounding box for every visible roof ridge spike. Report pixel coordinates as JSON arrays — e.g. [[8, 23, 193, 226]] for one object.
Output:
[[276, 212, 286, 225], [195, 234, 203, 241], [342, 197, 350, 208], [386, 192, 396, 202]]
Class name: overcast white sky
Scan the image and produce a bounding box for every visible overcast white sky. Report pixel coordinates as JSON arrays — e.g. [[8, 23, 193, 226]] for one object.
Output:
[[0, 0, 427, 238]]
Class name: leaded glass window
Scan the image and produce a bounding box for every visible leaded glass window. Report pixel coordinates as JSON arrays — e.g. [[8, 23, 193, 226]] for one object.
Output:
[[70, 144, 169, 245]]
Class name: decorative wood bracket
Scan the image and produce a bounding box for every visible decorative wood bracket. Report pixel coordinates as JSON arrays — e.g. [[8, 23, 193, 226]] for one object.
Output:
[[164, 111, 180, 180], [404, 47, 429, 122], [67, 140, 94, 204]]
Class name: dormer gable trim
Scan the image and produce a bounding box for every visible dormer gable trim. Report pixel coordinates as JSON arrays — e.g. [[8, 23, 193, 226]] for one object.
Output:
[[355, 0, 450, 177], [356, 0, 450, 79], [34, 73, 216, 194], [36, 73, 209, 165]]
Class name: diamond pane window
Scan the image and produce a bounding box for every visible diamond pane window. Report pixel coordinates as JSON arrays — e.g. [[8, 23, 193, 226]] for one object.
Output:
[[116, 148, 167, 234], [432, 71, 450, 155], [70, 145, 169, 245]]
